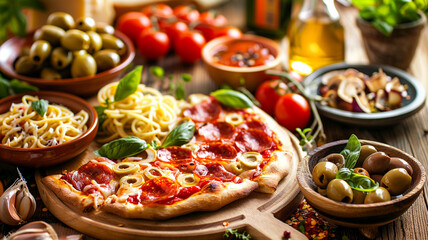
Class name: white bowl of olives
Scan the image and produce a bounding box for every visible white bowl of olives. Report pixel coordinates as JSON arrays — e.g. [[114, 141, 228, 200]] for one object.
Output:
[[296, 135, 425, 228]]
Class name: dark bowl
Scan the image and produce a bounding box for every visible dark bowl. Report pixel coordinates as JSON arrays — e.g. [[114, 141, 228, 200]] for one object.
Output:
[[297, 139, 426, 228], [0, 91, 98, 167], [303, 63, 426, 126], [0, 31, 135, 97]]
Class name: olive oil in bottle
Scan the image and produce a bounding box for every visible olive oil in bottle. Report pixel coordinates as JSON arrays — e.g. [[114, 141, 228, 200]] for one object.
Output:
[[288, 0, 344, 76]]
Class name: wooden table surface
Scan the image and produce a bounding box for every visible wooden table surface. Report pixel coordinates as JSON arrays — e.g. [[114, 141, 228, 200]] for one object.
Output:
[[1, 1, 427, 239]]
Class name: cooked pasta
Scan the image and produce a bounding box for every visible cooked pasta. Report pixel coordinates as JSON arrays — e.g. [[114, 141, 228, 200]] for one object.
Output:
[[0, 95, 88, 148], [96, 82, 182, 144]]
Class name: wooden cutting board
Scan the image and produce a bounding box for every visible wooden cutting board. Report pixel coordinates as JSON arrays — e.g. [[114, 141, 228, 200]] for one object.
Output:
[[35, 123, 307, 240]]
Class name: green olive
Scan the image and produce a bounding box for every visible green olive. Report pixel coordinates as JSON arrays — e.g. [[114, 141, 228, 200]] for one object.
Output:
[[381, 168, 412, 196], [364, 187, 391, 203], [14, 56, 39, 75], [33, 25, 65, 46], [388, 157, 413, 176], [101, 34, 126, 55], [362, 152, 390, 174], [61, 29, 90, 51], [73, 50, 88, 57], [29, 40, 52, 64], [356, 145, 377, 167], [18, 47, 30, 57], [320, 153, 345, 169], [312, 161, 338, 188], [75, 16, 96, 32], [71, 53, 97, 78], [87, 31, 103, 54], [50, 47, 72, 69], [95, 23, 115, 35], [47, 12, 75, 30], [352, 189, 367, 204], [353, 168, 370, 177], [326, 179, 353, 203], [40, 67, 61, 79], [94, 49, 120, 72]]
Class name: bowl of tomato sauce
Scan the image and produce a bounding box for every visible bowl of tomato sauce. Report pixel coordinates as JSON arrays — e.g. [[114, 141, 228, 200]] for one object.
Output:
[[202, 34, 282, 91]]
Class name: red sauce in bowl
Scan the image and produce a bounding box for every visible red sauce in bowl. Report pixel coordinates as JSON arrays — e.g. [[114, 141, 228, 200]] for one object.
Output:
[[212, 40, 276, 67]]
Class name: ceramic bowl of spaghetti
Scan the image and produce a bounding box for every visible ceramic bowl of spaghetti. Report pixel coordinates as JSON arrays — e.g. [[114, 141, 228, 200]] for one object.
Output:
[[0, 91, 98, 167]]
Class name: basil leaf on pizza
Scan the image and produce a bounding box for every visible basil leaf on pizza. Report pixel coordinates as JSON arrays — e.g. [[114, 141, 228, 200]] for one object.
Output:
[[94, 136, 149, 159], [211, 89, 253, 109], [161, 120, 195, 148]]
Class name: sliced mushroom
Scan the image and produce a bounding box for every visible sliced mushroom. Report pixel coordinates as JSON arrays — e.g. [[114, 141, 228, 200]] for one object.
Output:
[[385, 77, 406, 93], [352, 91, 372, 113], [388, 89, 403, 108], [365, 68, 388, 93], [322, 89, 338, 108], [375, 89, 387, 111], [337, 76, 365, 103], [321, 70, 346, 86]]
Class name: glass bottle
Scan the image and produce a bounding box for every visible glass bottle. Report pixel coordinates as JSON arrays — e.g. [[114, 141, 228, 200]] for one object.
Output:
[[288, 0, 345, 76], [246, 0, 293, 39]]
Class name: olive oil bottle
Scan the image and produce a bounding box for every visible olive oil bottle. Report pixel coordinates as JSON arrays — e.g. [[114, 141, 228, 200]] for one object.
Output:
[[288, 0, 344, 76]]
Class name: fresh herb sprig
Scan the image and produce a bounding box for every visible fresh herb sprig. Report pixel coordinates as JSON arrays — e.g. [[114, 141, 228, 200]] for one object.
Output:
[[94, 136, 149, 159], [31, 99, 48, 117], [341, 134, 361, 169], [336, 168, 379, 192], [223, 229, 252, 240], [161, 120, 195, 148]]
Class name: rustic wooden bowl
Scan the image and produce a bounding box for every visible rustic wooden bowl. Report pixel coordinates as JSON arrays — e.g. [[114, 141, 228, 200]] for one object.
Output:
[[0, 31, 135, 97], [202, 34, 282, 91], [297, 139, 426, 228], [0, 91, 98, 167]]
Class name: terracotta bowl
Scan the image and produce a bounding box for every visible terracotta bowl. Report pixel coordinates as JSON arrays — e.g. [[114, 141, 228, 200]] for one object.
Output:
[[297, 139, 425, 228], [0, 31, 135, 97], [202, 34, 282, 91], [0, 91, 98, 167]]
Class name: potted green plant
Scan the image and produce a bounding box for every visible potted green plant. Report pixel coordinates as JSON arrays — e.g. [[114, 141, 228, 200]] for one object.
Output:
[[352, 0, 427, 69]]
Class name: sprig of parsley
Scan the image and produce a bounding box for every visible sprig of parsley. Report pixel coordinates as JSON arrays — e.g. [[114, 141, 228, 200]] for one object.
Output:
[[223, 229, 252, 240]]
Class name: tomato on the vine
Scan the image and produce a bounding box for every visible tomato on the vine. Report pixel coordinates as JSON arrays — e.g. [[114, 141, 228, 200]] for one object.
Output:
[[141, 4, 173, 18], [173, 5, 200, 22], [161, 21, 188, 45], [116, 12, 152, 43], [199, 11, 227, 26], [175, 31, 206, 63], [255, 79, 288, 116], [274, 93, 311, 131], [137, 29, 170, 60], [213, 26, 242, 39]]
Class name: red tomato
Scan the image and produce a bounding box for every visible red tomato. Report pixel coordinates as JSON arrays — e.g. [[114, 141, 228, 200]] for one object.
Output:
[[213, 26, 242, 39], [255, 79, 288, 115], [199, 11, 227, 26], [194, 23, 216, 41], [175, 31, 206, 63], [161, 21, 188, 45], [274, 93, 311, 131], [137, 29, 170, 60], [141, 4, 173, 18], [173, 5, 200, 22], [116, 12, 152, 43]]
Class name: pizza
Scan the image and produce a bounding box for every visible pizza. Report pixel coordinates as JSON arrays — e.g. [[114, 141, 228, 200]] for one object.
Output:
[[42, 94, 295, 220]]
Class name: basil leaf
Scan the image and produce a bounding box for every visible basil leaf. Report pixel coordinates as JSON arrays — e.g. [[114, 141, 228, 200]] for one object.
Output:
[[94, 136, 149, 159], [114, 65, 142, 102], [94, 106, 107, 130], [347, 173, 379, 192], [0, 76, 11, 98], [10, 79, 38, 94], [175, 82, 185, 100], [8, 9, 26, 37], [15, 0, 45, 10], [180, 73, 192, 82], [336, 168, 352, 180], [161, 120, 195, 148], [31, 99, 48, 117], [211, 89, 253, 109], [341, 134, 361, 169], [150, 66, 164, 78]]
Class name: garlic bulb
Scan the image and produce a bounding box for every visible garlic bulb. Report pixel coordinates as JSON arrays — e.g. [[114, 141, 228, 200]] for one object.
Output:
[[0, 170, 36, 225], [5, 221, 58, 240]]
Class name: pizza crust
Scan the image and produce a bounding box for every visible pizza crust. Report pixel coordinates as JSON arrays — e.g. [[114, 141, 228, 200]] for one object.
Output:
[[102, 179, 258, 220]]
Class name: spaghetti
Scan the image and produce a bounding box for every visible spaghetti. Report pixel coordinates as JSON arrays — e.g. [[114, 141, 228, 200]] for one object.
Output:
[[96, 82, 182, 144], [0, 95, 89, 148]]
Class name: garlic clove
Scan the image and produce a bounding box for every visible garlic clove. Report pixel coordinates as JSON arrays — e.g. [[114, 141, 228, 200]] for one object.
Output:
[[6, 221, 59, 240], [1, 185, 22, 225]]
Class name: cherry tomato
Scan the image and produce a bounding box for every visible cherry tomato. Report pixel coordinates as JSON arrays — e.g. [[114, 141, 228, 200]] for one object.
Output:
[[173, 5, 200, 22], [175, 31, 206, 63], [161, 21, 188, 45], [213, 26, 242, 39], [116, 12, 152, 43], [255, 79, 288, 115], [199, 11, 227, 26], [137, 29, 170, 60], [141, 4, 173, 18], [274, 93, 311, 131], [194, 23, 216, 41]]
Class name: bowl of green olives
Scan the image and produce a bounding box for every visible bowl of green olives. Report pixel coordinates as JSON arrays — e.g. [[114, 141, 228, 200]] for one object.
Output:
[[0, 12, 135, 97], [296, 136, 425, 228]]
